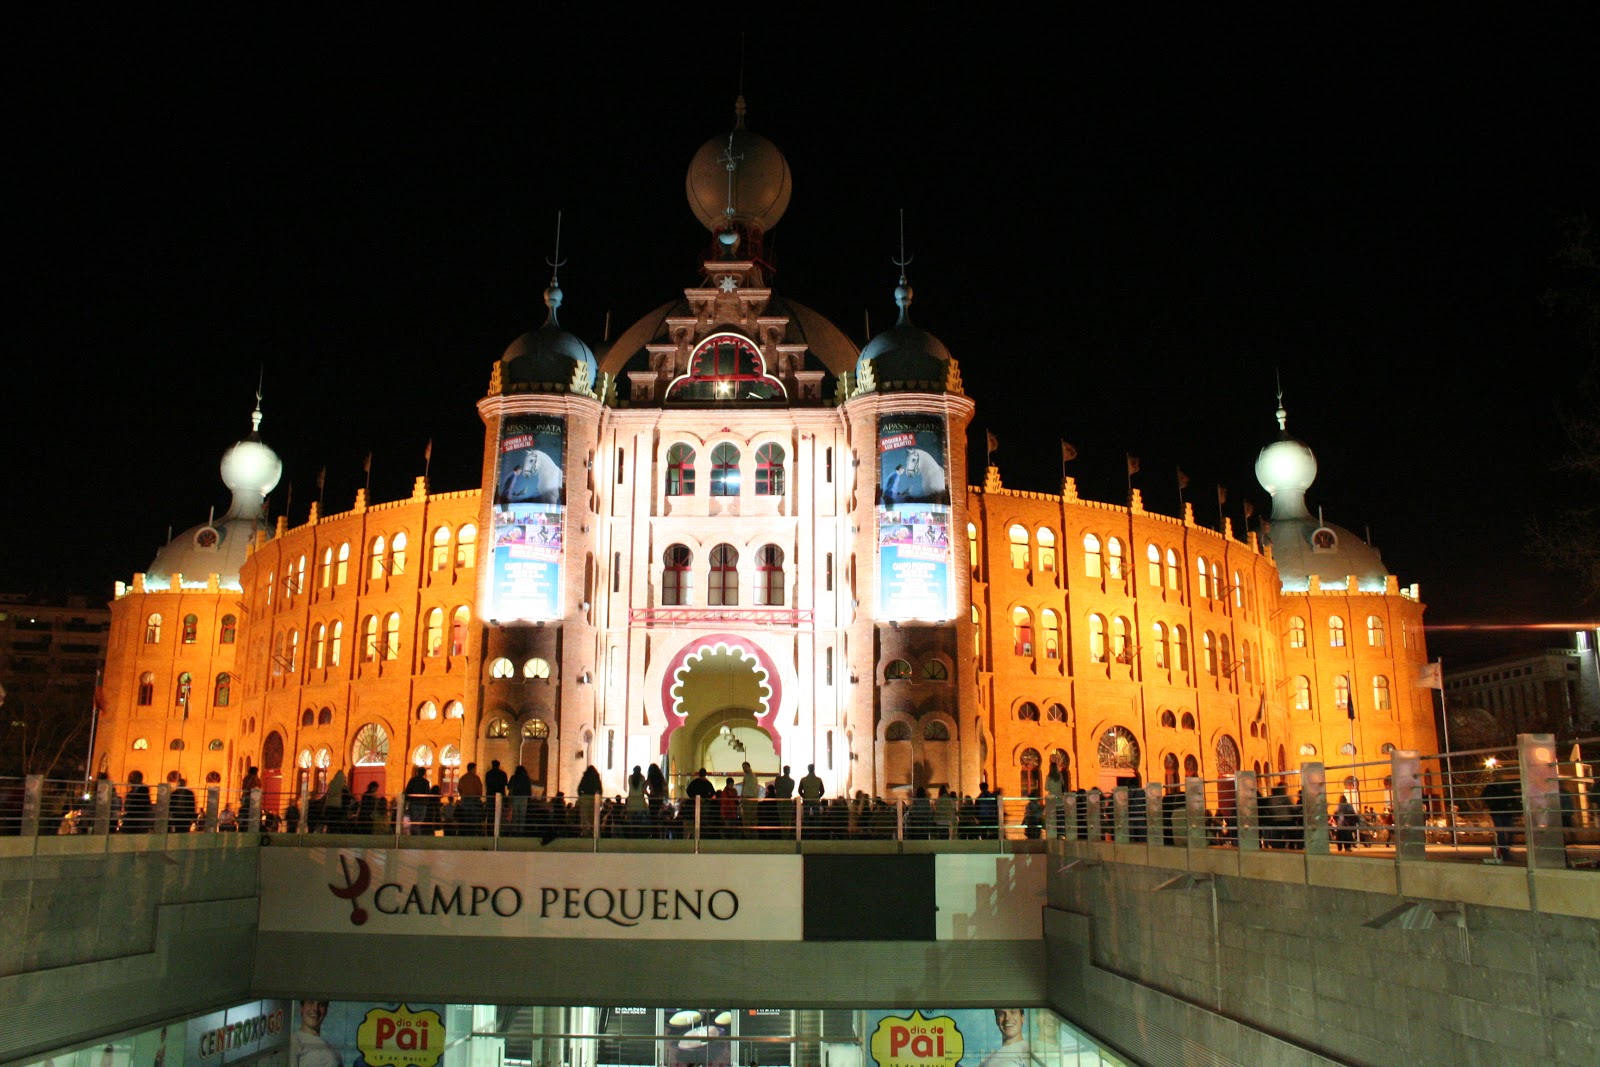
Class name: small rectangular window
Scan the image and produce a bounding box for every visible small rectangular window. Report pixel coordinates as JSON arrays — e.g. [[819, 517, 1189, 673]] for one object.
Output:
[[826, 647, 834, 685], [826, 729, 834, 770], [607, 729, 615, 770], [617, 449, 625, 483], [825, 553, 834, 591], [613, 552, 621, 593], [825, 447, 833, 482]]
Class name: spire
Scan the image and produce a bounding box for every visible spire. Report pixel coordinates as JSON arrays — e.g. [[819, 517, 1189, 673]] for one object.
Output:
[[892, 209, 914, 324], [1274, 369, 1288, 435], [251, 368, 264, 436], [544, 211, 567, 326]]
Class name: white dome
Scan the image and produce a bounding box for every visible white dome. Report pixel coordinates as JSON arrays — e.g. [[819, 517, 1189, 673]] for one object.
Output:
[[1255, 437, 1317, 520], [220, 438, 282, 507]]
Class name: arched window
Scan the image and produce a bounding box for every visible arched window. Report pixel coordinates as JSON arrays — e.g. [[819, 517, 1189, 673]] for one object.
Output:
[[1160, 709, 1177, 729], [1240, 639, 1253, 684], [450, 606, 469, 656], [1210, 561, 1223, 603], [321, 547, 334, 588], [1037, 527, 1057, 572], [886, 721, 912, 742], [1106, 537, 1125, 580], [1018, 702, 1040, 722], [182, 614, 198, 644], [1173, 625, 1189, 671], [1084, 534, 1102, 579], [287, 629, 300, 671], [417, 700, 438, 721], [1041, 609, 1060, 659], [665, 443, 697, 495], [755, 544, 785, 606], [1097, 726, 1140, 771], [444, 700, 464, 719], [1293, 675, 1312, 711], [1366, 615, 1385, 647], [329, 620, 344, 666], [1180, 711, 1196, 731], [885, 659, 913, 680], [413, 744, 435, 768], [301, 709, 315, 727], [708, 544, 739, 605], [214, 673, 232, 707], [1087, 613, 1107, 663], [755, 442, 785, 495], [1165, 548, 1181, 591], [1195, 556, 1210, 599], [220, 614, 237, 644], [1183, 754, 1200, 778], [1043, 703, 1065, 723], [137, 672, 154, 706], [1339, 742, 1357, 756], [523, 657, 551, 679], [318, 707, 333, 725], [362, 616, 380, 662], [352, 723, 390, 766], [1111, 616, 1131, 663], [1152, 622, 1170, 668], [312, 623, 326, 668], [1008, 524, 1029, 569], [336, 542, 350, 584], [1020, 749, 1043, 794], [175, 672, 192, 707], [291, 555, 306, 601], [968, 523, 979, 569], [1013, 606, 1035, 656], [1216, 735, 1240, 777], [431, 526, 452, 570], [486, 718, 511, 739], [1163, 752, 1180, 785], [370, 536, 387, 579], [1147, 543, 1162, 586], [1219, 634, 1232, 676], [709, 443, 741, 496], [1233, 570, 1244, 609], [972, 605, 982, 659], [922, 659, 950, 680], [1289, 616, 1307, 648], [1334, 675, 1351, 713], [145, 613, 162, 644], [383, 613, 401, 660], [489, 657, 514, 679], [266, 572, 274, 607], [662, 544, 692, 606], [1299, 743, 1318, 757], [522, 719, 549, 739], [132, 737, 149, 751], [390, 532, 408, 576], [1328, 615, 1346, 647], [1373, 675, 1392, 711], [425, 608, 444, 657], [456, 524, 477, 568], [925, 720, 951, 741]]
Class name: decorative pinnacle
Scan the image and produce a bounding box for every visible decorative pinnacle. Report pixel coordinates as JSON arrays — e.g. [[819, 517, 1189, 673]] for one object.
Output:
[[1274, 370, 1287, 432], [545, 211, 567, 324], [252, 368, 264, 432], [892, 208, 914, 320]]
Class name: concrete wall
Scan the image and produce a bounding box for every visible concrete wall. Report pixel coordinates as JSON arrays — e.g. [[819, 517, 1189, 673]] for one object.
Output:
[[0, 835, 260, 1066], [1045, 843, 1600, 1067]]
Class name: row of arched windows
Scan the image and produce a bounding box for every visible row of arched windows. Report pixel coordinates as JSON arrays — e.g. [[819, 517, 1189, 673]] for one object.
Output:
[[488, 657, 553, 680], [884, 658, 951, 681], [136, 671, 231, 708], [272, 606, 471, 677], [1002, 610, 1259, 685], [986, 528, 1251, 616], [263, 526, 479, 611], [1287, 614, 1386, 649], [660, 543, 786, 606], [144, 613, 237, 645], [664, 442, 786, 497], [1289, 674, 1393, 713]]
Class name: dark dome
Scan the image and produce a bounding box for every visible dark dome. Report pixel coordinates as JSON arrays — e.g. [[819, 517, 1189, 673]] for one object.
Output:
[[500, 286, 598, 392], [855, 284, 951, 390]]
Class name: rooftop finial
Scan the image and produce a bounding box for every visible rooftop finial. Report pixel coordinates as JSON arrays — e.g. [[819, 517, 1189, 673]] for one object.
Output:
[[252, 367, 264, 433], [544, 211, 567, 325], [735, 37, 747, 128], [892, 209, 914, 322], [1274, 369, 1287, 433]]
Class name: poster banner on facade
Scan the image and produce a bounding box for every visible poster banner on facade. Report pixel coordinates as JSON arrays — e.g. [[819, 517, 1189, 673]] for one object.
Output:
[[490, 414, 566, 621], [258, 849, 804, 940], [866, 1010, 1055, 1067], [182, 1001, 290, 1067], [289, 1001, 447, 1067], [876, 413, 953, 621]]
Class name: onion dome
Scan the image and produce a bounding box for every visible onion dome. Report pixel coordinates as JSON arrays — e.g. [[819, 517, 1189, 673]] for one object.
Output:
[[686, 96, 792, 236], [501, 282, 598, 393], [1254, 397, 1317, 521], [855, 278, 952, 391], [148, 402, 281, 590]]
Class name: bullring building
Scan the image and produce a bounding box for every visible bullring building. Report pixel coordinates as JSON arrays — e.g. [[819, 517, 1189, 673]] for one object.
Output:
[[89, 99, 1437, 813]]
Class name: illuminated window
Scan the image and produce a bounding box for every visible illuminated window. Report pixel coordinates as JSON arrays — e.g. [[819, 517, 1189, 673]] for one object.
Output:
[[444, 700, 464, 719], [662, 544, 691, 606], [523, 719, 549, 739], [137, 672, 154, 706], [352, 723, 390, 766], [1166, 548, 1180, 591], [1366, 615, 1385, 647], [1334, 675, 1350, 712], [667, 333, 783, 401], [1293, 675, 1312, 711], [1084, 534, 1102, 579], [486, 717, 511, 738], [266, 572, 274, 606], [524, 657, 551, 679], [1041, 608, 1060, 659], [709, 543, 739, 605], [133, 737, 149, 750], [432, 526, 452, 570], [1373, 675, 1391, 711], [1037, 527, 1056, 572], [1112, 616, 1131, 663], [1173, 625, 1189, 671], [321, 547, 333, 587], [370, 537, 386, 580], [1210, 561, 1223, 604], [1216, 735, 1240, 777], [145, 613, 162, 644], [1018, 702, 1040, 722], [1328, 615, 1346, 647], [425, 608, 444, 657], [665, 444, 696, 495], [972, 605, 982, 659], [220, 614, 237, 644], [922, 659, 950, 680], [287, 629, 299, 671], [214, 673, 232, 707], [1195, 556, 1210, 599], [1152, 622, 1169, 668], [968, 523, 979, 569], [755, 442, 785, 495], [709, 443, 741, 497], [362, 616, 379, 662], [1289, 616, 1306, 648], [182, 614, 198, 644], [1020, 748, 1042, 793], [413, 744, 435, 768], [1087, 613, 1106, 663], [1107, 537, 1124, 580], [329, 620, 343, 665], [456, 524, 477, 568], [176, 672, 192, 707], [336, 542, 350, 585], [1201, 631, 1216, 674], [489, 657, 514, 679], [1219, 634, 1232, 677], [383, 612, 401, 660], [1097, 726, 1140, 771], [292, 555, 306, 600], [1233, 570, 1244, 609], [450, 606, 469, 656], [885, 659, 913, 680], [390, 532, 408, 576], [418, 700, 438, 721], [1147, 543, 1162, 586], [1009, 525, 1029, 569], [1300, 742, 1317, 757], [1013, 606, 1035, 656], [755, 544, 785, 606]]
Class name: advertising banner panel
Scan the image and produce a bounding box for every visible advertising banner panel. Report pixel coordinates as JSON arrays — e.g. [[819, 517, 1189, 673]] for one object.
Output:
[[489, 414, 566, 621], [865, 1010, 1053, 1067], [259, 849, 804, 941], [876, 414, 953, 621], [183, 1001, 289, 1067], [288, 1001, 447, 1067]]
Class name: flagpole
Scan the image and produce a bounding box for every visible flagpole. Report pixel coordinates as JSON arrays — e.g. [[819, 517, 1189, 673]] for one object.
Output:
[[83, 669, 101, 793], [1435, 657, 1457, 844]]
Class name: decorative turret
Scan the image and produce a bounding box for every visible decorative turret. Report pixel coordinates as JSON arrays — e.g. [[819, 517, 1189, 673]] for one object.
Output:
[[854, 228, 956, 395], [500, 218, 599, 395], [685, 96, 792, 267]]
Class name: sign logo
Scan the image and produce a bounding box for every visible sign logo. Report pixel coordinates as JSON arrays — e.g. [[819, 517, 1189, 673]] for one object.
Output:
[[870, 1012, 964, 1067], [357, 1004, 446, 1067], [328, 854, 372, 925]]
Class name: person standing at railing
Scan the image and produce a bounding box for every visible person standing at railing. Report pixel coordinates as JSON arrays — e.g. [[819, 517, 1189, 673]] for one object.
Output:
[[1127, 774, 1148, 843], [404, 765, 432, 834], [739, 762, 761, 836], [934, 788, 957, 840], [170, 776, 196, 833], [1022, 796, 1043, 839], [1333, 795, 1358, 852], [773, 765, 796, 834], [322, 770, 348, 833], [239, 766, 261, 829], [1479, 777, 1520, 863], [799, 764, 825, 830], [508, 765, 533, 836], [577, 764, 603, 835], [355, 782, 381, 833], [454, 763, 483, 835], [626, 766, 647, 837], [646, 763, 667, 833], [122, 771, 153, 833], [1044, 763, 1065, 838], [718, 776, 739, 837], [976, 781, 999, 839]]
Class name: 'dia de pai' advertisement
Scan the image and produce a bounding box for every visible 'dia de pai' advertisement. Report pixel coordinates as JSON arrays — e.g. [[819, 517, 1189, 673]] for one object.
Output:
[[867, 1009, 1064, 1067], [876, 413, 953, 621], [490, 414, 566, 621], [289, 1001, 447, 1067]]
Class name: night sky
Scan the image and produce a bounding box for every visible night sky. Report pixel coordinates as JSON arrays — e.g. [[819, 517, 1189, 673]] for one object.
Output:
[[7, 14, 1597, 666]]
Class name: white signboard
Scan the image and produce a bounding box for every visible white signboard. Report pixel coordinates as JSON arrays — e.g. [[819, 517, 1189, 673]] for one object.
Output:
[[259, 849, 805, 940]]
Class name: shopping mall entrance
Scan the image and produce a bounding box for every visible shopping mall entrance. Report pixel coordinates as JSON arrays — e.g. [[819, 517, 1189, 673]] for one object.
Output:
[[663, 644, 779, 789]]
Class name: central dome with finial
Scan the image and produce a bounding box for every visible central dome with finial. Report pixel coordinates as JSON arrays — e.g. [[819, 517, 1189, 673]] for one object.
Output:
[[856, 258, 953, 391], [501, 281, 598, 393], [686, 96, 792, 235]]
